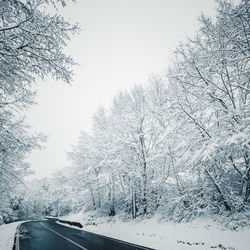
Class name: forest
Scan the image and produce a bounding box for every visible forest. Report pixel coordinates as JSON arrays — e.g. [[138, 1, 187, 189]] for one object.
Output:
[[0, 0, 249, 228]]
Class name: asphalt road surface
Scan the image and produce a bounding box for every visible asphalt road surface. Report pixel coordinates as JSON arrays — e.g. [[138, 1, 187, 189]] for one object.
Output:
[[16, 219, 155, 250]]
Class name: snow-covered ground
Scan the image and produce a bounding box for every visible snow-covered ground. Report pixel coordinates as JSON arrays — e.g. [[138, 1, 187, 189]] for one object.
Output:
[[0, 221, 23, 250], [60, 213, 250, 250]]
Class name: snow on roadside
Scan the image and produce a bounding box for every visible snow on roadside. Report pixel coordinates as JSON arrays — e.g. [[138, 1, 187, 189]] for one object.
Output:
[[0, 221, 23, 250], [56, 221, 82, 230], [60, 213, 250, 250]]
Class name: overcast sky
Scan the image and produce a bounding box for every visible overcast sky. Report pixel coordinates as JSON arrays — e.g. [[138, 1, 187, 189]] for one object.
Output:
[[26, 0, 218, 178]]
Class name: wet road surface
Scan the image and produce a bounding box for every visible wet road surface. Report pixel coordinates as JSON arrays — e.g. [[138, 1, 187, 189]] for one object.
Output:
[[16, 219, 155, 250]]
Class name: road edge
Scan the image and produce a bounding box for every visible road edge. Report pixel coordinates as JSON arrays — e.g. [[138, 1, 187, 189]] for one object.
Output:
[[81, 228, 155, 250], [12, 220, 38, 250], [57, 219, 155, 250], [13, 223, 22, 250]]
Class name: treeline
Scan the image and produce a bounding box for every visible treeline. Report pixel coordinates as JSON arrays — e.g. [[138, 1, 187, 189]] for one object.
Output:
[[66, 0, 250, 221], [1, 0, 249, 225]]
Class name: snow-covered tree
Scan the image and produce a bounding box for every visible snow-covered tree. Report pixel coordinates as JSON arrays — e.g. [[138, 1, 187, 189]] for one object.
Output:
[[61, 0, 249, 223], [0, 0, 79, 221]]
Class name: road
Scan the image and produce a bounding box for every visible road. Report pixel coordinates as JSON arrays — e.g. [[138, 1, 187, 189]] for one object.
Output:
[[16, 219, 154, 250]]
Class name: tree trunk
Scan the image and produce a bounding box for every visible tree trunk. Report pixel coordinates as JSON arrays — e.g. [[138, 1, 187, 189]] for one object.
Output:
[[109, 175, 115, 216], [244, 149, 250, 202], [89, 186, 96, 210], [139, 128, 148, 215], [132, 178, 136, 219], [205, 169, 231, 211]]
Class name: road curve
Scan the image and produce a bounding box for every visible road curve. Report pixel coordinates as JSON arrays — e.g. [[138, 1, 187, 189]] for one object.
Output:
[[15, 219, 155, 250]]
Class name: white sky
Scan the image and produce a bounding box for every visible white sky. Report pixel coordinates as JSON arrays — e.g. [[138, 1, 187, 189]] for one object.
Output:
[[26, 0, 218, 178]]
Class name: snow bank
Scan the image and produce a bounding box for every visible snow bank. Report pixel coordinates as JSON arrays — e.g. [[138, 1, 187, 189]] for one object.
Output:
[[0, 221, 23, 250], [60, 213, 250, 250]]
